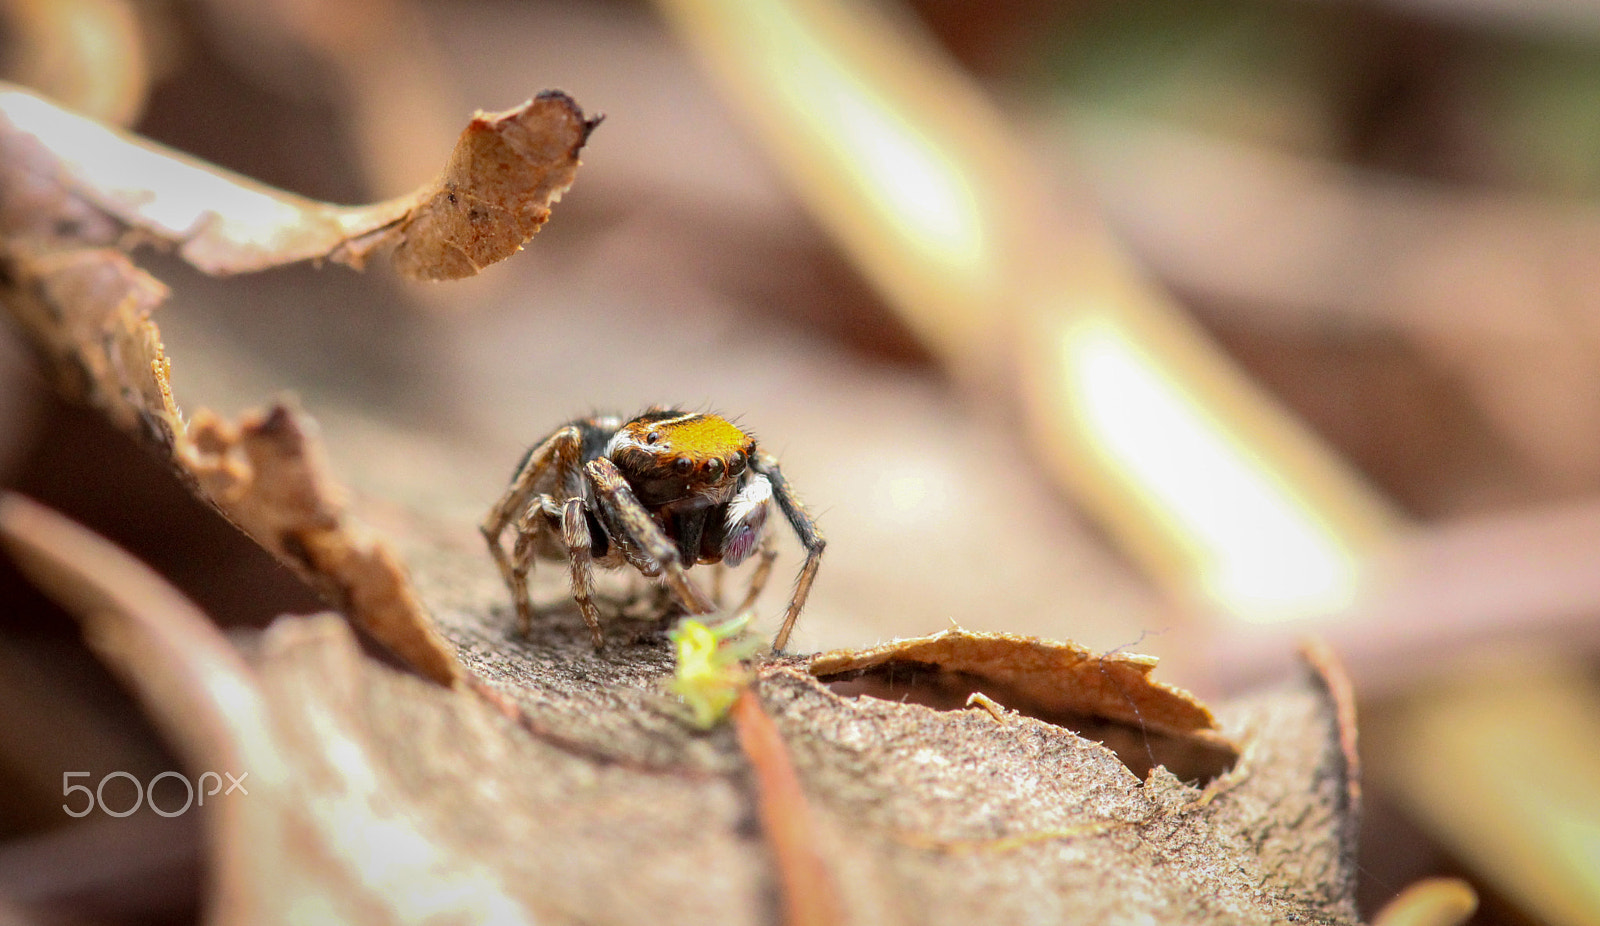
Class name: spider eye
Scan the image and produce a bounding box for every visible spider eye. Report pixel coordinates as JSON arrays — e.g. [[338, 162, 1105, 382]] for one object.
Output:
[[645, 430, 662, 445], [673, 457, 693, 476], [706, 458, 723, 479], [726, 455, 745, 476]]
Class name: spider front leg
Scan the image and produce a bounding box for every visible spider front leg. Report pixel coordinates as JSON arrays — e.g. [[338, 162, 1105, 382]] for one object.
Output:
[[481, 426, 583, 591], [583, 457, 716, 617], [561, 497, 606, 649], [709, 562, 726, 608], [755, 452, 825, 652], [735, 538, 779, 614]]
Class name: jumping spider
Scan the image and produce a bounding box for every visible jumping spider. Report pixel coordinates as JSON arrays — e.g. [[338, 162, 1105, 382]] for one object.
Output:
[[481, 408, 824, 651]]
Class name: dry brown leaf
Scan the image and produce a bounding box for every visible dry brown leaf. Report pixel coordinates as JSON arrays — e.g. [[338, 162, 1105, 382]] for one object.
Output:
[[0, 243, 460, 685], [3, 492, 1368, 924], [179, 404, 461, 686], [812, 626, 1235, 786], [0, 492, 265, 924], [810, 628, 1236, 779], [0, 82, 596, 279], [1300, 636, 1361, 821], [0, 244, 178, 447], [0, 83, 592, 684], [0, 49, 1367, 925], [377, 93, 601, 280]]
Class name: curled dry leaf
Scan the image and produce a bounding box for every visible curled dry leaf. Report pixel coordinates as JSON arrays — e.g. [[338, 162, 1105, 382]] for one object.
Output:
[[0, 243, 178, 447], [0, 82, 596, 279], [0, 72, 592, 687], [0, 492, 268, 924], [0, 53, 1370, 925], [0, 81, 593, 680], [810, 628, 1219, 736], [811, 628, 1238, 781], [0, 243, 460, 685], [1300, 636, 1361, 825], [0, 494, 755, 923], [2, 490, 1368, 924], [376, 93, 602, 281], [179, 404, 462, 686]]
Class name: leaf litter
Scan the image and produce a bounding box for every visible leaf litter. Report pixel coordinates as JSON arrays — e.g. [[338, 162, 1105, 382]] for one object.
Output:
[[0, 81, 1368, 924]]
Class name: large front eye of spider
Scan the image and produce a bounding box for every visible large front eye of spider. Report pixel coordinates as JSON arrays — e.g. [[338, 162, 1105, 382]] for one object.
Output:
[[727, 453, 746, 477], [673, 457, 694, 476], [705, 458, 723, 480]]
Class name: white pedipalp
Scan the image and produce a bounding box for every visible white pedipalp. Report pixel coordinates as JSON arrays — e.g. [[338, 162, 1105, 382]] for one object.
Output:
[[722, 473, 772, 566]]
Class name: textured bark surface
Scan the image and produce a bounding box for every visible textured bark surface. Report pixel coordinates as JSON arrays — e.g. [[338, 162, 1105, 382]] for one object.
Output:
[[4, 488, 1364, 924]]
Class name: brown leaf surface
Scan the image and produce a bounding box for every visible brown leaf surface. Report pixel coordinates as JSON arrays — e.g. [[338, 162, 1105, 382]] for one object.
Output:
[[0, 86, 594, 683], [378, 93, 602, 280], [0, 58, 1364, 925], [0, 494, 764, 924], [731, 687, 845, 926], [0, 244, 178, 447], [811, 628, 1222, 737], [5, 489, 1365, 924], [811, 628, 1238, 782], [0, 238, 1363, 924], [179, 404, 461, 686], [0, 242, 460, 685], [0, 82, 595, 279]]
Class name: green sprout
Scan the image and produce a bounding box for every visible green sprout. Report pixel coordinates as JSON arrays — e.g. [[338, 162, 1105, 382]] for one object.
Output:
[[669, 613, 761, 729]]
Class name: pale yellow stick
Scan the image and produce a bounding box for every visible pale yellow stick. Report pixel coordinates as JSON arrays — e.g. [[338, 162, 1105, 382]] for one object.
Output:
[[652, 0, 1400, 621]]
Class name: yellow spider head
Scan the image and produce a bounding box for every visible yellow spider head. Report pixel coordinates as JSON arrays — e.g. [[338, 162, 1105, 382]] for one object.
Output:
[[607, 411, 754, 499]]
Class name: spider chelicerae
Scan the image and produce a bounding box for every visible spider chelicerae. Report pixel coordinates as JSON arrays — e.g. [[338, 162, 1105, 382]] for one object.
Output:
[[481, 408, 824, 650]]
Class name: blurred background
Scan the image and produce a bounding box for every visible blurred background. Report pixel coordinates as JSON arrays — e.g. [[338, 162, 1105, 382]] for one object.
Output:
[[3, 0, 1600, 923]]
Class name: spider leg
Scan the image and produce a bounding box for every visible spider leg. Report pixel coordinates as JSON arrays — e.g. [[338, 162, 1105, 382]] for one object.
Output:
[[562, 497, 606, 649], [754, 452, 825, 652], [481, 426, 583, 591], [735, 537, 779, 614], [509, 495, 563, 635], [510, 519, 537, 635], [584, 457, 716, 616], [709, 562, 727, 608]]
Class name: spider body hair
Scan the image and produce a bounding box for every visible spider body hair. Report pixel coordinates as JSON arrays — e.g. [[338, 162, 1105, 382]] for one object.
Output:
[[482, 408, 823, 650]]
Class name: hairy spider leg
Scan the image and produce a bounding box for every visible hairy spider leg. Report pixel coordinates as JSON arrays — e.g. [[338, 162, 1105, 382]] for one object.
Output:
[[755, 451, 826, 652], [709, 562, 726, 607], [735, 538, 780, 614], [561, 497, 605, 649], [509, 494, 564, 635], [480, 425, 583, 590], [583, 456, 716, 617]]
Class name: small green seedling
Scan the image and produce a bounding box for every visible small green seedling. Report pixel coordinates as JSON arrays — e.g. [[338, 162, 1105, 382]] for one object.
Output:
[[669, 613, 761, 729]]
